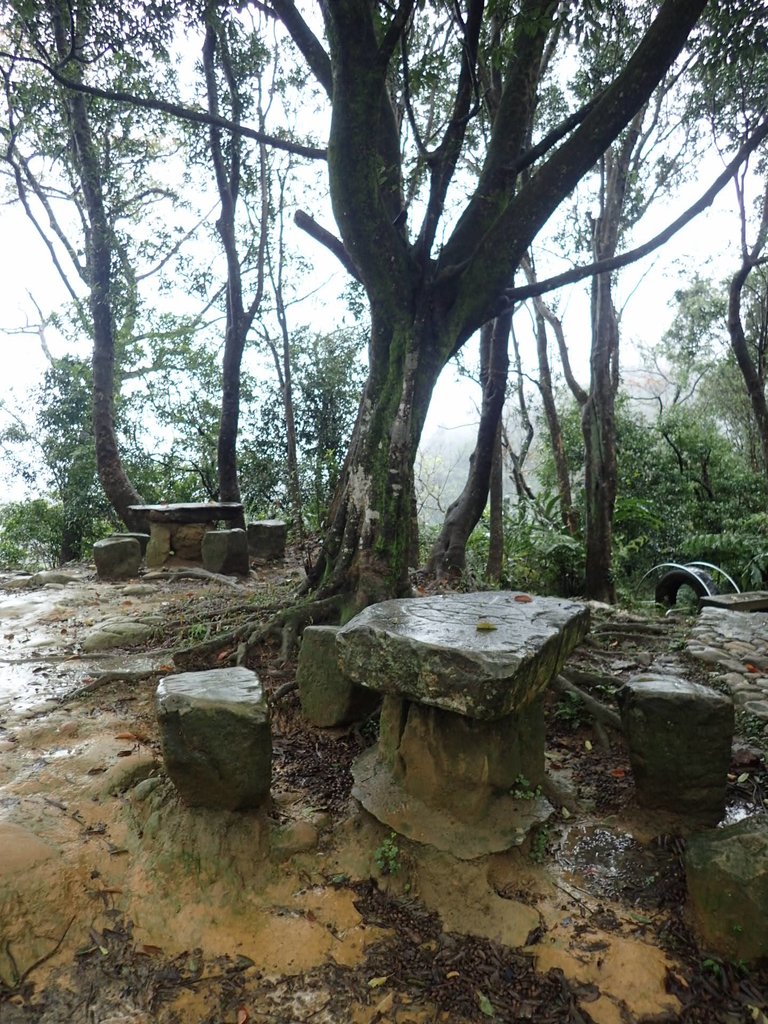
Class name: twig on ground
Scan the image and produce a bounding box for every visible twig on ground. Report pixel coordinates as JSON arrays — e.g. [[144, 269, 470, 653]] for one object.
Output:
[[1, 916, 75, 995]]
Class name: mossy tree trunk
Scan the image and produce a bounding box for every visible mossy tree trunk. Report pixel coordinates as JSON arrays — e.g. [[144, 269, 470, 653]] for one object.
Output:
[[281, 0, 706, 606]]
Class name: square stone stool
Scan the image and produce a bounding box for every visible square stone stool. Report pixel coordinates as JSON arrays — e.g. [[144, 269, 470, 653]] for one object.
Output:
[[156, 666, 271, 811], [618, 676, 734, 824]]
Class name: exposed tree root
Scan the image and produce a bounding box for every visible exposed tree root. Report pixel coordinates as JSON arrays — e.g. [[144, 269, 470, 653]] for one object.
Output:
[[561, 666, 625, 692], [143, 567, 244, 587], [541, 772, 580, 814], [240, 594, 344, 663], [591, 621, 667, 638], [553, 672, 623, 740], [173, 594, 344, 670], [0, 916, 75, 996]]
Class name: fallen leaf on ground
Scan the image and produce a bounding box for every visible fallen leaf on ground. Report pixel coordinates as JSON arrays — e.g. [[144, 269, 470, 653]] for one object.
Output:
[[138, 944, 164, 956], [514, 594, 533, 603], [368, 976, 390, 989], [236, 1007, 249, 1024], [373, 992, 394, 1018], [476, 621, 497, 631], [477, 991, 495, 1017], [610, 768, 626, 778]]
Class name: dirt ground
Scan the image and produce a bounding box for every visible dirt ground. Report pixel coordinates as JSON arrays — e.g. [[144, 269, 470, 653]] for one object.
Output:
[[0, 561, 767, 1024]]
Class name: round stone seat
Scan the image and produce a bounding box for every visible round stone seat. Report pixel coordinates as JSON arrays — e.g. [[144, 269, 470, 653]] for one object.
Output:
[[156, 667, 271, 811]]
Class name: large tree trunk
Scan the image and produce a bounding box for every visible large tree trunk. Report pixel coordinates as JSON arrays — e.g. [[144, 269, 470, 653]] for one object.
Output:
[[291, 0, 706, 607], [727, 184, 768, 475], [427, 314, 511, 578], [204, 18, 267, 515], [307, 315, 442, 610], [582, 269, 619, 603], [50, 2, 145, 532]]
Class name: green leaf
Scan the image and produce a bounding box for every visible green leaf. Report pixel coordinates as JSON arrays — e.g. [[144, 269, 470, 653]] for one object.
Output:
[[476, 991, 495, 1017]]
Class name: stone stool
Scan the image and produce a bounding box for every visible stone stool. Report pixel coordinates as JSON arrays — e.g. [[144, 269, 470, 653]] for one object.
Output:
[[202, 528, 250, 576], [297, 625, 381, 727], [93, 536, 142, 580], [156, 667, 271, 810], [112, 532, 150, 558], [618, 676, 734, 823], [337, 591, 590, 857], [247, 520, 287, 561], [686, 815, 768, 963]]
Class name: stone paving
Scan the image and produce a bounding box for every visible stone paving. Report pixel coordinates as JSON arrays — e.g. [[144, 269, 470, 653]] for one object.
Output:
[[687, 606, 768, 723]]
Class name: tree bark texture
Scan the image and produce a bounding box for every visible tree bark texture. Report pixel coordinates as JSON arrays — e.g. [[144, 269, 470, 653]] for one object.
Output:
[[581, 109, 646, 603], [486, 421, 505, 582], [727, 175, 768, 477], [530, 289, 578, 535]]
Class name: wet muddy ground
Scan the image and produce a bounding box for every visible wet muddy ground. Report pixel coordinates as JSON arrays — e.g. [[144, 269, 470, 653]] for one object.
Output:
[[0, 566, 767, 1024]]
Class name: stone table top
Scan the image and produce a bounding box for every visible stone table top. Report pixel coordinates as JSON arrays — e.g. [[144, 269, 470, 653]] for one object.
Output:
[[336, 591, 589, 720], [156, 666, 267, 718], [129, 502, 243, 523]]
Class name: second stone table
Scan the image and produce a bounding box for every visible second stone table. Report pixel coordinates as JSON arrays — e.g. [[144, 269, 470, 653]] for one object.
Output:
[[337, 591, 590, 858]]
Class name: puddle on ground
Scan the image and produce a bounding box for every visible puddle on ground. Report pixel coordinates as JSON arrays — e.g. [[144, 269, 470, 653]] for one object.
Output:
[[722, 799, 759, 826], [557, 824, 679, 905]]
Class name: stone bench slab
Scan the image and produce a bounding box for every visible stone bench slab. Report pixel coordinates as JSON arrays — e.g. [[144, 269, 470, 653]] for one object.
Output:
[[337, 591, 589, 720], [129, 502, 243, 524], [699, 591, 768, 613]]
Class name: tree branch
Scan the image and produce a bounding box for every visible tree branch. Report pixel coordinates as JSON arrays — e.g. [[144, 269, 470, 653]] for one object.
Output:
[[499, 115, 768, 307], [1, 50, 326, 160], [294, 210, 360, 281], [268, 0, 332, 95]]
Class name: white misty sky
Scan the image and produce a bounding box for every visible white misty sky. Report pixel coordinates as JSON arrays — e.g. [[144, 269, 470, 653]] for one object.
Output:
[[0, 131, 752, 502]]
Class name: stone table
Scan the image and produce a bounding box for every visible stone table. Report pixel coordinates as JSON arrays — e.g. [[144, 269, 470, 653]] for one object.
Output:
[[337, 591, 589, 858], [129, 502, 244, 569]]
